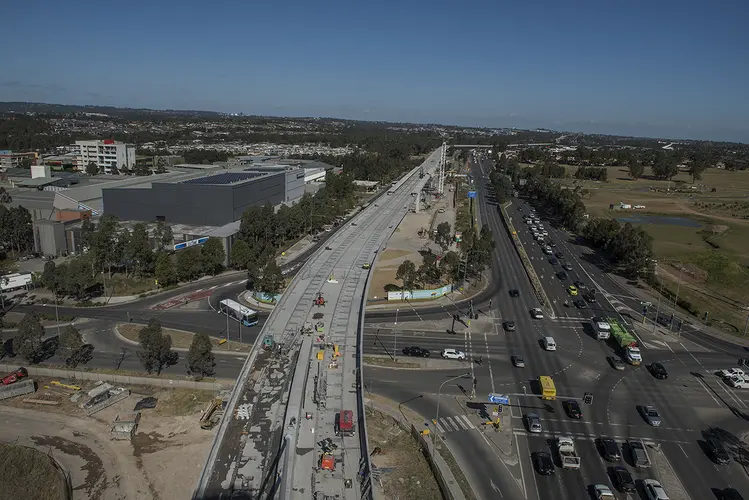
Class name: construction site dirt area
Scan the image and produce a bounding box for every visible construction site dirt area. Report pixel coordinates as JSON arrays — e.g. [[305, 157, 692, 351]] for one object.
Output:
[[368, 193, 456, 300], [0, 380, 222, 500], [366, 407, 442, 500]]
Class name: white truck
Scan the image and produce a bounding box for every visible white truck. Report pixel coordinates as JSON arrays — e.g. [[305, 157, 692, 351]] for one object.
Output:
[[0, 273, 32, 292], [591, 319, 611, 340], [557, 436, 581, 469]]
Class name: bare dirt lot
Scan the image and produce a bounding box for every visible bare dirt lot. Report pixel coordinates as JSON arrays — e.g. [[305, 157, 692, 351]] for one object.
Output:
[[366, 407, 442, 500], [0, 379, 220, 500], [368, 191, 456, 300]]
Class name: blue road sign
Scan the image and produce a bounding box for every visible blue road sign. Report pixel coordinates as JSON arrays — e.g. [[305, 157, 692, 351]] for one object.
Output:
[[467, 191, 477, 199], [488, 393, 509, 405]]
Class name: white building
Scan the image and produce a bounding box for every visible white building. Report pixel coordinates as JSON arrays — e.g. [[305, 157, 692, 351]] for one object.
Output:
[[70, 140, 136, 174]]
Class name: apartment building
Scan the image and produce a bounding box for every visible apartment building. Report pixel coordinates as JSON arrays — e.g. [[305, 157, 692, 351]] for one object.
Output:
[[0, 150, 39, 169], [70, 140, 136, 173]]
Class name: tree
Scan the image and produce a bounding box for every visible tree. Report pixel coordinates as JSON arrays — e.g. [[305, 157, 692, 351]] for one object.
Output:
[[119, 163, 129, 175], [58, 324, 83, 366], [688, 161, 707, 183], [440, 251, 460, 282], [186, 333, 215, 379], [176, 247, 203, 282], [417, 251, 441, 286], [125, 222, 154, 277], [109, 164, 119, 175], [137, 318, 178, 374], [230, 239, 251, 270], [395, 259, 417, 292], [86, 161, 99, 176], [0, 187, 11, 204], [15, 312, 44, 363], [154, 252, 177, 287], [64, 256, 96, 300], [434, 222, 453, 253], [652, 154, 679, 180], [628, 159, 645, 180], [201, 238, 225, 275], [91, 214, 120, 276], [0, 330, 4, 358], [257, 260, 285, 296], [153, 221, 173, 249]]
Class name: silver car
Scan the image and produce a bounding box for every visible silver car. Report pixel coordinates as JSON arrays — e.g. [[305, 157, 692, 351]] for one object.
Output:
[[639, 405, 662, 426], [526, 413, 542, 433]]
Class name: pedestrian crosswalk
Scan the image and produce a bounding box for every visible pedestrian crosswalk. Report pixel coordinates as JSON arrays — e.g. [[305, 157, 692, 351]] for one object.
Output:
[[435, 414, 476, 433]]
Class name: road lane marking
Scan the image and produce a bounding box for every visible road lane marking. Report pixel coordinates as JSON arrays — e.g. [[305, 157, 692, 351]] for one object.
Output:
[[445, 416, 458, 430], [460, 415, 475, 429], [692, 376, 722, 407], [436, 421, 445, 433], [713, 379, 747, 409], [514, 433, 530, 500]]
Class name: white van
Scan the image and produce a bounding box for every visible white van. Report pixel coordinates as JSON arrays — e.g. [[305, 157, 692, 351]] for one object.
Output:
[[543, 337, 557, 351]]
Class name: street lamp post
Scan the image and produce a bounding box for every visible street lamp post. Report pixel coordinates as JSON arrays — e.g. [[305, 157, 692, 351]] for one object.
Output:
[[669, 259, 684, 332], [652, 266, 664, 334], [394, 309, 399, 359], [433, 372, 471, 448]]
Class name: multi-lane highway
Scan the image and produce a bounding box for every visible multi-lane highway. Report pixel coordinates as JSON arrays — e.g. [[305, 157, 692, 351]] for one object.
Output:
[[359, 153, 749, 500]]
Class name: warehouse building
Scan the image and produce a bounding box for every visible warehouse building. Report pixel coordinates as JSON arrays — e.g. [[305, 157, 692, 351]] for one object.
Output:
[[102, 166, 304, 227]]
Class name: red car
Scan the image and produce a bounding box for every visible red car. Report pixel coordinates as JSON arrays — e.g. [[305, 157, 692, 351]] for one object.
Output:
[[1, 367, 28, 386]]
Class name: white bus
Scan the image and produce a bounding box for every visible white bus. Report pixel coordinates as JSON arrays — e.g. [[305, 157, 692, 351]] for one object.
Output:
[[218, 299, 259, 327]]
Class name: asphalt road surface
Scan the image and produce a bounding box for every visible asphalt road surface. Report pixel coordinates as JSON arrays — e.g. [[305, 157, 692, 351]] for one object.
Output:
[[362, 155, 749, 500]]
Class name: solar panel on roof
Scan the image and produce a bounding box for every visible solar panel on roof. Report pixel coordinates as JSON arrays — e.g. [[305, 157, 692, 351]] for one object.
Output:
[[181, 172, 264, 185]]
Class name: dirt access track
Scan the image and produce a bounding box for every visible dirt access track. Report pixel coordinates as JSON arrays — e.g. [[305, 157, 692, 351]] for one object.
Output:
[[0, 386, 217, 500]]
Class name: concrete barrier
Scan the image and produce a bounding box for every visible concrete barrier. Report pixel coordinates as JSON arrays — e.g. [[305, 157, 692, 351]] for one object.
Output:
[[0, 363, 232, 391], [497, 202, 553, 314]]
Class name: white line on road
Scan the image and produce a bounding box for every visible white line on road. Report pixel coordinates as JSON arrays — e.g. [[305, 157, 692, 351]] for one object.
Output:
[[514, 433, 529, 500], [693, 376, 722, 407]]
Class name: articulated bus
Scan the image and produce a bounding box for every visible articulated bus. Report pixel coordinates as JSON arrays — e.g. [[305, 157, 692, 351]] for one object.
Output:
[[218, 299, 259, 327]]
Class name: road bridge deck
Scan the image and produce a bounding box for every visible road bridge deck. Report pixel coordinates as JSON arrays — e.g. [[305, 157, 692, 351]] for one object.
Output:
[[193, 148, 444, 500]]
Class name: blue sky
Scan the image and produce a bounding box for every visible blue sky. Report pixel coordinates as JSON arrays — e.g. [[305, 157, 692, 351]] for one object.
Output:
[[1, 0, 748, 142]]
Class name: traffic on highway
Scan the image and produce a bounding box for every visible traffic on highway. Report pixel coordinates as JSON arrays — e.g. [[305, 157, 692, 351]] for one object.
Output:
[[360, 152, 749, 500]]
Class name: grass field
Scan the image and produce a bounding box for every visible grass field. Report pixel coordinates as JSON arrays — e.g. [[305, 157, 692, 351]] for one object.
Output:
[[0, 444, 66, 500], [521, 163, 749, 333]]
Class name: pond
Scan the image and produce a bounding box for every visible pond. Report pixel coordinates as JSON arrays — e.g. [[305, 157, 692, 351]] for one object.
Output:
[[616, 215, 703, 228]]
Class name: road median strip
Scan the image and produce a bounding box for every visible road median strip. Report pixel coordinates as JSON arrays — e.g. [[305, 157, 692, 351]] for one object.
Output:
[[116, 323, 251, 354], [498, 201, 554, 315]]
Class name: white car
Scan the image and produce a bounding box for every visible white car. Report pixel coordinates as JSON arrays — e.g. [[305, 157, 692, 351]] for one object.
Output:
[[643, 479, 669, 500], [543, 337, 557, 351], [594, 484, 615, 500], [720, 368, 745, 379], [530, 308, 544, 319], [441, 349, 466, 360]]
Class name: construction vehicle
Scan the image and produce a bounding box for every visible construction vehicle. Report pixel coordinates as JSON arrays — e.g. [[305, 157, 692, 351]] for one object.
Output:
[[314, 292, 325, 307], [557, 436, 581, 469], [320, 453, 335, 471], [1, 367, 28, 386], [608, 318, 641, 365], [262, 335, 275, 351], [334, 409, 355, 436], [199, 398, 225, 430]]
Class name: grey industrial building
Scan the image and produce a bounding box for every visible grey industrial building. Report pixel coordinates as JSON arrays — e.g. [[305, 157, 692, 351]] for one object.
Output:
[[102, 166, 305, 227]]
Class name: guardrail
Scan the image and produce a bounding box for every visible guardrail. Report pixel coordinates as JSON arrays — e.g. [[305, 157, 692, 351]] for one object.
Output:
[[497, 202, 552, 313]]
